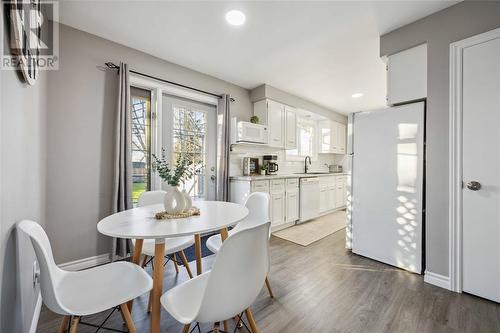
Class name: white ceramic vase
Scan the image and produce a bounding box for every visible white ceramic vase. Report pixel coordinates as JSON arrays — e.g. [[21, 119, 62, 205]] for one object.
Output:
[[163, 185, 186, 214], [182, 189, 192, 211]]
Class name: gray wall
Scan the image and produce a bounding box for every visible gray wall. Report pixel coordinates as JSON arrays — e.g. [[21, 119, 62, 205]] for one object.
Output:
[[380, 1, 500, 277], [46, 24, 254, 264], [1, 4, 48, 333], [250, 84, 348, 123]]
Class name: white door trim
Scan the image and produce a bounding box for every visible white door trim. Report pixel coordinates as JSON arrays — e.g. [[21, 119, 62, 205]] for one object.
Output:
[[449, 27, 500, 293]]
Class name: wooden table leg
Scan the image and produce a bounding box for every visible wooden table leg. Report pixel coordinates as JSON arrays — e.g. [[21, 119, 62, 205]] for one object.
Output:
[[127, 239, 144, 311], [220, 228, 229, 241], [151, 240, 166, 333], [194, 234, 202, 275]]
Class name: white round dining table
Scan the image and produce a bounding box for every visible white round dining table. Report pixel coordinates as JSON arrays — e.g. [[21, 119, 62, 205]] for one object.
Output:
[[97, 201, 249, 333]]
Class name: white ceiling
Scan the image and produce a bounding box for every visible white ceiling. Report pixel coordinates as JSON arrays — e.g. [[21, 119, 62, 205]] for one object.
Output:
[[57, 1, 458, 114]]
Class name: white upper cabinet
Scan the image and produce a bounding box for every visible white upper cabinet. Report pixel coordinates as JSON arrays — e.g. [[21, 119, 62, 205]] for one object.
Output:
[[319, 120, 331, 153], [254, 99, 297, 149], [285, 105, 297, 150], [318, 120, 346, 154], [386, 43, 427, 106]]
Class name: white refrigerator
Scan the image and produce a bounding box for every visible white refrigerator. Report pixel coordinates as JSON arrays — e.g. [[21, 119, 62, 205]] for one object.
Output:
[[346, 102, 425, 274]]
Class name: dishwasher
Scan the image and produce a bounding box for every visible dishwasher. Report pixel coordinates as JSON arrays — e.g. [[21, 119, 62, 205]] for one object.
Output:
[[299, 177, 320, 223]]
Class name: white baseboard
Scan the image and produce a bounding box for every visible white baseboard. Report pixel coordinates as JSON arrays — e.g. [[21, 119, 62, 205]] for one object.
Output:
[[29, 291, 42, 333], [58, 253, 111, 272], [424, 270, 451, 290]]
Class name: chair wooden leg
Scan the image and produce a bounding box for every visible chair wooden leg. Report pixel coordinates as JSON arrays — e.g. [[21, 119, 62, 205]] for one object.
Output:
[[194, 234, 202, 275], [173, 253, 180, 274], [147, 290, 153, 313], [245, 309, 259, 333], [128, 239, 144, 311], [182, 324, 191, 333], [223, 320, 229, 332], [179, 250, 193, 278], [58, 316, 70, 333], [120, 303, 137, 333], [265, 277, 274, 298], [141, 255, 149, 268], [69, 316, 80, 333]]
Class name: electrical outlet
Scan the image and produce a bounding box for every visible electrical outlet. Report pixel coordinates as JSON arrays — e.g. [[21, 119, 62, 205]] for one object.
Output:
[[32, 260, 40, 286]]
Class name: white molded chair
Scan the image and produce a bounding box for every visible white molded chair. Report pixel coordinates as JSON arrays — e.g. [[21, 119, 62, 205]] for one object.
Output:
[[17, 220, 152, 333], [161, 222, 271, 333], [133, 191, 194, 279], [206, 192, 274, 298]]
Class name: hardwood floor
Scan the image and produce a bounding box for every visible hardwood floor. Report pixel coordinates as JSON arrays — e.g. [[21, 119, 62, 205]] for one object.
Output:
[[37, 229, 500, 333]]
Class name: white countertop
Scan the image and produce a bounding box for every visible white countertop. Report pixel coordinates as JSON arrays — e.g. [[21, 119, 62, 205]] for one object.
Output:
[[230, 172, 347, 181]]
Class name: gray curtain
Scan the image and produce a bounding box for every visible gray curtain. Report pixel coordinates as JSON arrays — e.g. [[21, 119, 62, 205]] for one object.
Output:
[[216, 94, 231, 201], [111, 62, 133, 258]]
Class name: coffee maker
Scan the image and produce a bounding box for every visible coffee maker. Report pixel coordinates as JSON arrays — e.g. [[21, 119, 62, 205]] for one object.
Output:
[[263, 155, 279, 175]]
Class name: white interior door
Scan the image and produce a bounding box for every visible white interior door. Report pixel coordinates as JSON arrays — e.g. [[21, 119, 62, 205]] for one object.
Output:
[[351, 102, 424, 274], [462, 35, 500, 303], [162, 95, 217, 200]]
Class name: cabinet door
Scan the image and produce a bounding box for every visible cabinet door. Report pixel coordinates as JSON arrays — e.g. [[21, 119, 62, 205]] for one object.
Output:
[[338, 123, 346, 154], [331, 122, 339, 153], [335, 178, 345, 208], [328, 186, 336, 210], [268, 100, 285, 148], [285, 106, 297, 150], [286, 189, 299, 223], [319, 120, 331, 153], [387, 43, 427, 105], [271, 192, 285, 226], [319, 186, 328, 213]]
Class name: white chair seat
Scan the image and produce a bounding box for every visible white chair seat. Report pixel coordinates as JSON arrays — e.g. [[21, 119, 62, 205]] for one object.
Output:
[[133, 236, 195, 257], [58, 262, 152, 316], [160, 272, 209, 324]]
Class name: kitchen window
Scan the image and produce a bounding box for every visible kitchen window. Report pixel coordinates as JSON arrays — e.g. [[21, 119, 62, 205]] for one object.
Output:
[[286, 117, 317, 160]]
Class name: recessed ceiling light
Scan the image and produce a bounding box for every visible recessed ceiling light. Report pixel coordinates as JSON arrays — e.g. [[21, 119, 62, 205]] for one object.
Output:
[[351, 93, 363, 98], [225, 10, 246, 26]]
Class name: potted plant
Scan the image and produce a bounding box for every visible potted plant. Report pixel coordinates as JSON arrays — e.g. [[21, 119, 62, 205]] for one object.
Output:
[[260, 164, 268, 175], [152, 148, 196, 214], [250, 115, 259, 124]]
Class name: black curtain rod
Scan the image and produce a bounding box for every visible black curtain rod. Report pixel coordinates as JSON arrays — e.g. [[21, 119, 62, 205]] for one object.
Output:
[[105, 62, 235, 102]]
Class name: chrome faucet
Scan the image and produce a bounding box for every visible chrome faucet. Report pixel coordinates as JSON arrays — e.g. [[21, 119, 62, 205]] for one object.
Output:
[[304, 156, 312, 173]]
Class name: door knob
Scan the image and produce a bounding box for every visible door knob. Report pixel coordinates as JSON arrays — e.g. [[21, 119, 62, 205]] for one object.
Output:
[[466, 181, 481, 191], [210, 175, 216, 182]]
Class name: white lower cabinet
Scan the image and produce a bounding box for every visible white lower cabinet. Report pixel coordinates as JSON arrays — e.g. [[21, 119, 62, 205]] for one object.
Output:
[[328, 185, 336, 211], [270, 191, 285, 226], [285, 190, 299, 223], [230, 175, 346, 229], [335, 176, 346, 208], [319, 185, 328, 213]]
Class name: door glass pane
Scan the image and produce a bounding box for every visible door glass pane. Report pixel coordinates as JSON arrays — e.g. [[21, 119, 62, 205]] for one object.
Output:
[[130, 87, 152, 204], [172, 105, 207, 199]]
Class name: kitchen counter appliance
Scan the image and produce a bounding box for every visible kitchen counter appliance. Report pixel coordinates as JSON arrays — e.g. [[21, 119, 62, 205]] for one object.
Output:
[[263, 155, 279, 175]]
